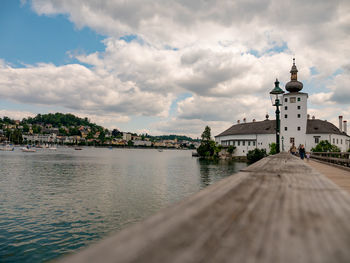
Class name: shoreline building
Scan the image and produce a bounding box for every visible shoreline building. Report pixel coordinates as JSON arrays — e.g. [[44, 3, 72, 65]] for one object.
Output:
[[215, 59, 350, 156]]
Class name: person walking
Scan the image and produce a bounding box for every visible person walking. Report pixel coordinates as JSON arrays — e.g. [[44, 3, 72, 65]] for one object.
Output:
[[306, 152, 310, 161], [290, 144, 297, 155], [299, 144, 306, 160]]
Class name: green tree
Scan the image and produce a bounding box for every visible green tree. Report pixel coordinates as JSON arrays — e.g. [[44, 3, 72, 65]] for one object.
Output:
[[311, 140, 340, 152], [201, 126, 211, 142], [6, 129, 23, 144], [99, 130, 106, 143], [112, 129, 121, 137], [197, 126, 220, 158], [269, 143, 277, 155], [32, 125, 42, 134], [3, 116, 15, 124], [247, 148, 267, 164], [69, 127, 81, 136], [22, 124, 29, 133], [227, 145, 236, 154], [127, 140, 134, 146], [59, 128, 68, 135]]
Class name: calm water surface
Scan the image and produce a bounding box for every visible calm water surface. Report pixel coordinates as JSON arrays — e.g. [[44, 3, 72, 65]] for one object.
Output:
[[0, 148, 247, 262]]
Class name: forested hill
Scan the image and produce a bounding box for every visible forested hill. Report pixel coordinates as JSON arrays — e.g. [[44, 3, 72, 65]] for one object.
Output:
[[23, 113, 103, 130]]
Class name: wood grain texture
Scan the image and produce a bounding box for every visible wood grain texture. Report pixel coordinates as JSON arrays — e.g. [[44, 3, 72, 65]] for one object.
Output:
[[59, 153, 350, 263], [308, 159, 350, 193]]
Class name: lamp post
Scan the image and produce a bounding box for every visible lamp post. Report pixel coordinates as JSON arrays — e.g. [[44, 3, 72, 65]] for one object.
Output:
[[270, 79, 285, 153]]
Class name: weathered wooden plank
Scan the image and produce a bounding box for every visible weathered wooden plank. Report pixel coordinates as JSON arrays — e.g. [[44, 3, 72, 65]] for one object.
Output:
[[308, 160, 350, 193], [59, 153, 350, 263]]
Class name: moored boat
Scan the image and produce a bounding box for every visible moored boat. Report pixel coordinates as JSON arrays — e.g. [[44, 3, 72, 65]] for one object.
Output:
[[0, 144, 14, 151], [22, 146, 36, 152]]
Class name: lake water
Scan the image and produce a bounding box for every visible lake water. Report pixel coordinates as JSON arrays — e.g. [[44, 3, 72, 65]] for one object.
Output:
[[0, 148, 247, 262]]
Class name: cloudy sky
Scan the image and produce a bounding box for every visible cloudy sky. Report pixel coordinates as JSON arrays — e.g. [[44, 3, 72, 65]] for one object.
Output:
[[1, 0, 349, 137]]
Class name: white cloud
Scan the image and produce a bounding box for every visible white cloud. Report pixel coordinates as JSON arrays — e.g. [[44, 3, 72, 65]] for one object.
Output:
[[151, 117, 232, 139], [0, 110, 36, 120], [4, 0, 349, 136], [308, 106, 350, 125], [0, 62, 173, 119]]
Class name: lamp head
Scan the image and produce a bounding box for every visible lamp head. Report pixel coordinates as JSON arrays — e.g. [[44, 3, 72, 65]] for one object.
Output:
[[270, 78, 285, 106]]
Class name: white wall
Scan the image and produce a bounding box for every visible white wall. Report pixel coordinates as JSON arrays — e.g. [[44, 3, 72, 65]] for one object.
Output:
[[215, 133, 275, 156], [305, 134, 349, 152], [280, 93, 308, 151]]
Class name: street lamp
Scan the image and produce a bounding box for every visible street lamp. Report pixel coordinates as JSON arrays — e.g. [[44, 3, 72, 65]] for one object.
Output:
[[270, 78, 285, 153]]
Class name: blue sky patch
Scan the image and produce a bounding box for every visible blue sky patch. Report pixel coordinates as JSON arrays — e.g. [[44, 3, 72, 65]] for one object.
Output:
[[0, 0, 105, 67], [169, 93, 193, 116]]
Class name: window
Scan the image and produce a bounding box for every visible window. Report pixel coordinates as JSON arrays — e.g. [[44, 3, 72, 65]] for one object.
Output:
[[285, 114, 288, 118], [237, 141, 240, 146], [285, 127, 287, 131], [290, 137, 295, 144], [315, 137, 319, 143], [253, 141, 256, 146], [337, 139, 339, 144], [297, 97, 301, 102], [233, 141, 235, 146], [298, 114, 301, 118], [284, 106, 288, 110], [297, 127, 301, 131], [248, 141, 251, 146], [285, 98, 288, 103], [290, 97, 296, 103], [242, 141, 245, 146], [333, 138, 335, 144], [341, 139, 343, 144], [297, 106, 301, 110]]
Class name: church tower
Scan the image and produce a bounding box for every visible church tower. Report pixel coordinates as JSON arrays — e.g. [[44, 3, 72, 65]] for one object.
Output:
[[280, 59, 308, 151]]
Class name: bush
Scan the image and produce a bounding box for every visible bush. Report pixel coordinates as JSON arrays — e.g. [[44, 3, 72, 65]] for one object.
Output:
[[247, 148, 267, 164], [227, 145, 236, 154], [269, 143, 277, 155], [311, 140, 340, 152]]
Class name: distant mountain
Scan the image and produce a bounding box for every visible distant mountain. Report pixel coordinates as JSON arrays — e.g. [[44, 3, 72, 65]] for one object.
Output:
[[23, 113, 103, 130], [1, 113, 198, 141]]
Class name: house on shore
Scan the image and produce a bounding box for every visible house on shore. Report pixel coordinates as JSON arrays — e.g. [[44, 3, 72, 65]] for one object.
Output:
[[215, 59, 350, 156]]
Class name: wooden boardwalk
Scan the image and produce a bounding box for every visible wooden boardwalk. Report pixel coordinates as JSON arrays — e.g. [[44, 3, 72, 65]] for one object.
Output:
[[308, 159, 350, 193], [60, 153, 350, 263]]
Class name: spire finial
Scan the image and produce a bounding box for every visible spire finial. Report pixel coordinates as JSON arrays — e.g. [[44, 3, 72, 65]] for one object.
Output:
[[293, 58, 295, 65], [274, 78, 280, 87]]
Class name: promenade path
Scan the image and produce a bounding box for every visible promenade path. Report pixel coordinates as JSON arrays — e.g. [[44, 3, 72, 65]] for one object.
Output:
[[308, 159, 350, 193]]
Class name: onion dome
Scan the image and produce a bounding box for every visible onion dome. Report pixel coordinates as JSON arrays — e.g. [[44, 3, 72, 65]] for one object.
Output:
[[285, 58, 303, 92]]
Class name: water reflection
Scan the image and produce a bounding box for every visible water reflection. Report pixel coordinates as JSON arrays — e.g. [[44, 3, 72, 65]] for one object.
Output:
[[197, 158, 247, 187], [0, 148, 247, 262]]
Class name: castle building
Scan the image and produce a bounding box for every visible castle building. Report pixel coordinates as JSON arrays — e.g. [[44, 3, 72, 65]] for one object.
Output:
[[215, 59, 350, 156]]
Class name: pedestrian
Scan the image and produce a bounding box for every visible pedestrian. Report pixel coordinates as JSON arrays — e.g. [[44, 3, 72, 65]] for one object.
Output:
[[290, 144, 297, 155], [306, 152, 310, 161], [299, 145, 305, 160]]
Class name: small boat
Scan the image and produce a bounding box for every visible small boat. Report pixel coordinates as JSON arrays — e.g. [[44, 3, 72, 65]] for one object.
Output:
[[74, 147, 82, 150], [158, 149, 163, 152], [48, 147, 57, 150], [0, 144, 14, 151], [22, 146, 36, 152], [192, 151, 199, 157]]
